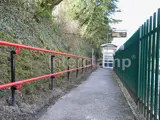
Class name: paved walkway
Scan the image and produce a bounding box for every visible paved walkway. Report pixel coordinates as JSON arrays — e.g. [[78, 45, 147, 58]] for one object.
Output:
[[39, 68, 134, 120]]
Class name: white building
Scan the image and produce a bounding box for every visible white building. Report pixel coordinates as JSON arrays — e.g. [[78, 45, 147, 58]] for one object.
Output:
[[101, 43, 117, 68]]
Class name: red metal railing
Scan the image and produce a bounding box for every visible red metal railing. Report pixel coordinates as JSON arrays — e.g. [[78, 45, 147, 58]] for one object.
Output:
[[0, 40, 96, 105], [0, 41, 92, 60], [0, 65, 92, 90]]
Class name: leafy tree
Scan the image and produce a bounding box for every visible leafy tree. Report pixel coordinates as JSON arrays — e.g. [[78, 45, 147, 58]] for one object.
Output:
[[34, 0, 120, 57], [66, 0, 121, 47], [35, 0, 120, 47]]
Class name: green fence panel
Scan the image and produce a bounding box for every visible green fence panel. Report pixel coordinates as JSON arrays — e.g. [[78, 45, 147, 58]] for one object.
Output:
[[114, 8, 160, 120], [114, 30, 139, 98]]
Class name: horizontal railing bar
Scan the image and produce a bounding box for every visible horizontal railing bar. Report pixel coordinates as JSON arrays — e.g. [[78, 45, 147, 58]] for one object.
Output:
[[0, 65, 92, 90], [0, 40, 92, 60]]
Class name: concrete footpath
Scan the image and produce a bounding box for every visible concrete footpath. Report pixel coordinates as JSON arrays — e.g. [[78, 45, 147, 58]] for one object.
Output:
[[39, 68, 135, 120]]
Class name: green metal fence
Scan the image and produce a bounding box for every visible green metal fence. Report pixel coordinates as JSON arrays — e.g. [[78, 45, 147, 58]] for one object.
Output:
[[114, 8, 160, 120]]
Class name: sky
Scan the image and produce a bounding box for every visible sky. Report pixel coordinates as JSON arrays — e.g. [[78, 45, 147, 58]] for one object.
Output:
[[111, 0, 160, 48]]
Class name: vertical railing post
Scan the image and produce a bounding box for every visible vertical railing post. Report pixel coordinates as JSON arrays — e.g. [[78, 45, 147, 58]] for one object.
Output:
[[10, 50, 16, 106], [151, 13, 156, 119], [67, 57, 70, 80], [94, 59, 96, 67], [142, 23, 146, 115], [92, 49, 94, 67], [137, 27, 141, 109], [50, 55, 55, 90], [85, 60, 87, 72], [139, 24, 144, 113], [147, 16, 152, 120], [76, 58, 78, 77], [82, 59, 84, 74], [91, 59, 93, 70], [144, 21, 149, 117]]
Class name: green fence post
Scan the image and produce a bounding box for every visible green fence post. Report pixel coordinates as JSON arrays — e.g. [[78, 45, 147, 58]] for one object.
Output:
[[140, 25, 142, 112], [147, 16, 152, 119], [142, 24, 145, 114], [154, 8, 160, 120], [138, 27, 141, 109], [139, 25, 143, 112], [144, 23, 147, 115], [145, 20, 149, 117], [151, 12, 156, 120]]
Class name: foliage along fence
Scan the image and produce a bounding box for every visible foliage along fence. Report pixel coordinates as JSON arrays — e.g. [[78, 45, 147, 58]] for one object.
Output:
[[0, 40, 96, 106], [114, 8, 160, 120]]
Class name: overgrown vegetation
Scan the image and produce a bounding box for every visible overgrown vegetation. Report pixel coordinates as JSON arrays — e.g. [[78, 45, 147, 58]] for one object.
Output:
[[0, 0, 120, 96], [34, 0, 120, 47], [0, 0, 120, 97], [0, 0, 119, 119], [0, 0, 91, 96]]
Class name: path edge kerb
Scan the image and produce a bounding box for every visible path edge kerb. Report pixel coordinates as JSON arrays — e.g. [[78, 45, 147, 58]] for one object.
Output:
[[112, 71, 145, 120]]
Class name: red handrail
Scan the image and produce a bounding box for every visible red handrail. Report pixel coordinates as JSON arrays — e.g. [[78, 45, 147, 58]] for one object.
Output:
[[0, 65, 92, 89], [0, 40, 92, 60], [0, 40, 95, 90]]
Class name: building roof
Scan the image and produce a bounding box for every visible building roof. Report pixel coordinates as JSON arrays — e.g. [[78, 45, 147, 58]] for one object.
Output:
[[100, 43, 117, 48]]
